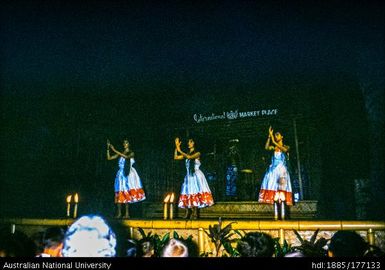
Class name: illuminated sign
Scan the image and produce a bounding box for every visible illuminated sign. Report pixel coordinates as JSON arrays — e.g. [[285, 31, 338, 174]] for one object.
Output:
[[193, 109, 278, 123]]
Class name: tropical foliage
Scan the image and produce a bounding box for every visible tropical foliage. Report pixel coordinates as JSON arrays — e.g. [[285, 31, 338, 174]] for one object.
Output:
[[128, 228, 199, 257], [273, 238, 291, 257], [129, 224, 330, 257], [204, 217, 240, 257], [291, 229, 328, 257]]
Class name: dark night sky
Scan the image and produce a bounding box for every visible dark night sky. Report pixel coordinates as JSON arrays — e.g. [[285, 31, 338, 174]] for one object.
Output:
[[0, 0, 384, 219], [1, 1, 381, 89]]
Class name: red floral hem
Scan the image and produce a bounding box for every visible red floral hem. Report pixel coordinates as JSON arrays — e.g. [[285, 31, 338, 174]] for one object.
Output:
[[258, 189, 293, 205], [115, 189, 146, 203], [178, 192, 214, 208]]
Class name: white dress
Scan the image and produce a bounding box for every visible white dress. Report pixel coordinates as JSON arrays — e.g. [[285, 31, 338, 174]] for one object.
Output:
[[258, 151, 293, 205], [114, 157, 146, 203], [178, 159, 214, 208]]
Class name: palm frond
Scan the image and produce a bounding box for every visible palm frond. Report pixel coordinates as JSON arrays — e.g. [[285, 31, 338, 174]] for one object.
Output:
[[161, 232, 170, 243], [293, 229, 304, 244], [137, 227, 146, 238], [310, 229, 320, 244], [233, 229, 246, 238]]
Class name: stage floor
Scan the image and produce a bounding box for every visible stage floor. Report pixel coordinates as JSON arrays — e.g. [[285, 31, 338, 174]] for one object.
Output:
[[141, 200, 318, 220]]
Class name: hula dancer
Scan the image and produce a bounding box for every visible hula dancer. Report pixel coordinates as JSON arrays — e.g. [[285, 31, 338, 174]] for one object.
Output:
[[107, 139, 145, 218], [174, 137, 214, 219], [258, 127, 293, 220]]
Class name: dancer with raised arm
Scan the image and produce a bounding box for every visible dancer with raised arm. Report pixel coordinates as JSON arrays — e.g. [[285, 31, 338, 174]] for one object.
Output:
[[258, 126, 292, 220], [174, 137, 214, 219], [107, 139, 146, 218]]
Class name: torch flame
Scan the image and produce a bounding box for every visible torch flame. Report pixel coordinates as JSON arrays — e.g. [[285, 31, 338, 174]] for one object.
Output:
[[169, 193, 175, 203], [164, 194, 170, 203], [74, 193, 79, 203], [66, 195, 72, 203]]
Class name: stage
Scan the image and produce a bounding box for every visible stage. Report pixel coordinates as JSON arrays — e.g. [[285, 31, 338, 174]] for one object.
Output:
[[141, 200, 319, 219], [1, 200, 385, 255]]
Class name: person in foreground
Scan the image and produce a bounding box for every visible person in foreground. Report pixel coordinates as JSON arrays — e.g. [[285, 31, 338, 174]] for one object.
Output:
[[161, 239, 189, 257], [327, 230, 368, 257], [236, 232, 275, 257], [62, 215, 116, 257]]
